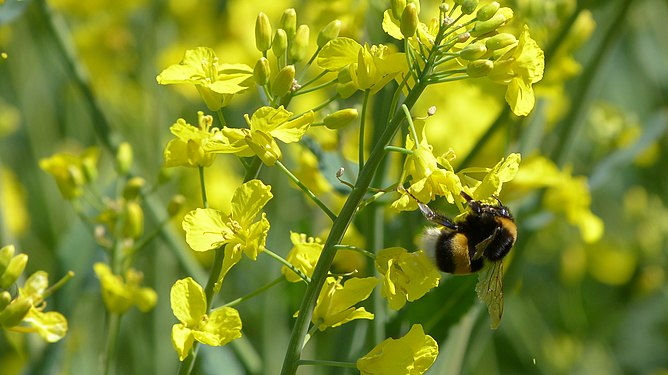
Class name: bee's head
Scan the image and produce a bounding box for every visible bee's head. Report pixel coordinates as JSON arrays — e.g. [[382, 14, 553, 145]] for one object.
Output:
[[460, 192, 513, 219]]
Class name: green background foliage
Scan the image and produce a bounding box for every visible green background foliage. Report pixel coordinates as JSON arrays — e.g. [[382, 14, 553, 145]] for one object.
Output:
[[0, 0, 667, 374]]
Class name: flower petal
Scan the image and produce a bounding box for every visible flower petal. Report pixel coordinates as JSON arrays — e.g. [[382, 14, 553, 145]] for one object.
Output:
[[182, 208, 232, 252]]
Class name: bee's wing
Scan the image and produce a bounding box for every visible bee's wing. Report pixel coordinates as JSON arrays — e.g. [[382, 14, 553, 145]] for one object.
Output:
[[475, 260, 504, 329], [472, 233, 495, 261]]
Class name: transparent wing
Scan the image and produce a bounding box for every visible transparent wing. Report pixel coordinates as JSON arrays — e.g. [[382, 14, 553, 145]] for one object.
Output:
[[475, 260, 504, 329]]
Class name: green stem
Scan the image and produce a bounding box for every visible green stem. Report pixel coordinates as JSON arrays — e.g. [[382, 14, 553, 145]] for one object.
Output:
[[333, 245, 375, 259], [297, 360, 357, 369], [198, 167, 208, 208], [383, 146, 413, 155], [263, 248, 311, 283], [216, 110, 227, 127], [274, 160, 337, 222], [223, 275, 285, 308], [103, 312, 121, 375], [402, 105, 419, 148], [358, 89, 371, 174], [43, 271, 75, 299]]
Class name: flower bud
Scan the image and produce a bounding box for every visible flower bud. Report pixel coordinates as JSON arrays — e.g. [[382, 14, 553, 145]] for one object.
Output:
[[317, 20, 341, 48], [123, 177, 145, 201], [0, 245, 15, 276], [336, 68, 357, 98], [123, 201, 144, 240], [470, 13, 507, 37], [461, 0, 479, 15], [167, 195, 186, 217], [253, 57, 271, 86], [0, 253, 27, 289], [476, 1, 500, 21], [0, 296, 31, 328], [289, 25, 310, 62], [323, 108, 359, 130], [0, 291, 11, 311], [400, 3, 419, 38], [459, 42, 487, 60], [255, 12, 273, 52], [391, 0, 406, 19], [272, 29, 288, 58], [280, 8, 297, 38], [466, 59, 494, 77], [271, 65, 295, 97], [485, 33, 517, 51], [116, 142, 133, 175]]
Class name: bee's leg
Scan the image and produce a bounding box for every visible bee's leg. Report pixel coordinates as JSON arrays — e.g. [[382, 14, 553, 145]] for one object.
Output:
[[417, 202, 458, 230]]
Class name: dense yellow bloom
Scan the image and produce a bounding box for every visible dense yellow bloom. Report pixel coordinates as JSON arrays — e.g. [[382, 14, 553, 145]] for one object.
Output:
[[182, 180, 272, 280], [205, 106, 314, 166], [375, 248, 441, 310], [311, 276, 377, 331], [357, 324, 438, 375], [163, 112, 233, 168], [39, 147, 99, 200], [156, 47, 254, 111], [281, 232, 323, 283], [94, 263, 157, 314], [170, 277, 242, 361], [488, 25, 545, 116]]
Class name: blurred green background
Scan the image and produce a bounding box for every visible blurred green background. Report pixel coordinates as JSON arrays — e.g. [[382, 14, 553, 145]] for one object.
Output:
[[1, 0, 667, 374]]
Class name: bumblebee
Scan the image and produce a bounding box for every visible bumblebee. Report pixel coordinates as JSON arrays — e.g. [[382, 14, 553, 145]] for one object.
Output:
[[417, 192, 517, 328]]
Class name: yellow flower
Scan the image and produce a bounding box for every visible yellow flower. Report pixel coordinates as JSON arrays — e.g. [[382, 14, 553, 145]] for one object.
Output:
[[156, 47, 254, 111], [311, 276, 377, 331], [281, 232, 323, 283], [206, 106, 314, 166], [391, 123, 463, 211], [170, 277, 242, 361], [163, 112, 234, 168], [39, 147, 99, 200], [181, 179, 272, 279], [317, 38, 406, 94], [514, 155, 603, 243], [17, 271, 68, 343], [488, 25, 545, 116], [357, 324, 438, 375], [375, 248, 441, 310], [467, 152, 521, 200], [94, 263, 157, 314]]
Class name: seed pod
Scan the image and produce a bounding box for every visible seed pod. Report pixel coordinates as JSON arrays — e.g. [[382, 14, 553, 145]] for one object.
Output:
[[317, 20, 341, 48], [271, 65, 296, 98], [323, 108, 359, 130], [255, 12, 273, 52]]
